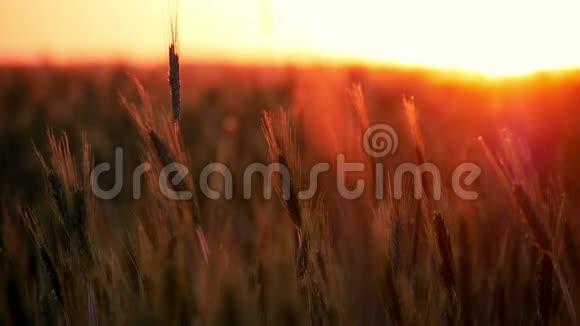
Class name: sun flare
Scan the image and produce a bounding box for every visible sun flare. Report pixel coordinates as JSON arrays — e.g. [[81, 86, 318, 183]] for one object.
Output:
[[1, 0, 580, 76], [261, 0, 580, 76]]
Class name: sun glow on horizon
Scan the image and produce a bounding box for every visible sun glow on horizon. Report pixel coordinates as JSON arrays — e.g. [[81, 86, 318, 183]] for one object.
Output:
[[1, 0, 580, 77]]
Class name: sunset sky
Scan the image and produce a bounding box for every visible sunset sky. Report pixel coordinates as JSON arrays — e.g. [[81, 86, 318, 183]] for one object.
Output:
[[2, 0, 580, 75]]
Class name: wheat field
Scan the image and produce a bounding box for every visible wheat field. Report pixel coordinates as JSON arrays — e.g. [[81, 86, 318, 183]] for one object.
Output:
[[2, 21, 580, 326]]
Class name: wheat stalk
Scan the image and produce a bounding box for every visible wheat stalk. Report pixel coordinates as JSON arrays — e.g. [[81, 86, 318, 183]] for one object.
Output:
[[168, 43, 181, 123], [434, 212, 457, 321], [167, 0, 181, 123], [262, 110, 308, 279], [40, 247, 64, 304]]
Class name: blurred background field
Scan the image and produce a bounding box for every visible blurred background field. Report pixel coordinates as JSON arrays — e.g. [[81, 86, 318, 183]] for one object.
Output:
[[3, 63, 580, 324], [5, 0, 580, 324], [2, 64, 580, 204]]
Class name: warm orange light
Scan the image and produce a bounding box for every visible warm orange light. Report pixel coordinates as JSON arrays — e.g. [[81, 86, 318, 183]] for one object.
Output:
[[1, 0, 580, 76]]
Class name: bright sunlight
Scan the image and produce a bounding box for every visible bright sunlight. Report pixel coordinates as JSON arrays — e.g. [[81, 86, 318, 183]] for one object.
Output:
[[1, 0, 579, 76]]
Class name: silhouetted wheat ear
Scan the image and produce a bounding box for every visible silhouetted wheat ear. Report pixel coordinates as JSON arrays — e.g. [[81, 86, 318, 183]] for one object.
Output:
[[169, 43, 181, 123], [277, 152, 307, 279], [433, 212, 457, 318], [403, 96, 438, 211], [40, 248, 63, 304], [278, 153, 302, 228], [148, 129, 195, 202], [149, 129, 175, 168], [536, 253, 554, 324], [350, 83, 370, 131], [296, 230, 308, 279], [47, 170, 69, 222], [262, 111, 301, 224], [149, 128, 207, 261], [351, 83, 383, 192], [262, 111, 307, 279], [403, 96, 426, 164], [71, 189, 89, 255], [512, 185, 553, 252]]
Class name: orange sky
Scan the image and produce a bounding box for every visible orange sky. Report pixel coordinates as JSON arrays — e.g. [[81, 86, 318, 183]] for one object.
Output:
[[2, 0, 580, 76]]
